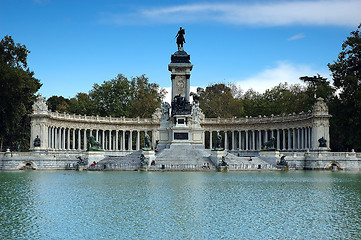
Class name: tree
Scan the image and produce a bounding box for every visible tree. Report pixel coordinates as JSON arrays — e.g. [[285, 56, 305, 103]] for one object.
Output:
[[196, 83, 243, 118], [328, 24, 361, 151], [47, 96, 70, 112], [129, 75, 166, 118], [68, 93, 96, 116], [88, 74, 164, 118], [0, 35, 42, 151]]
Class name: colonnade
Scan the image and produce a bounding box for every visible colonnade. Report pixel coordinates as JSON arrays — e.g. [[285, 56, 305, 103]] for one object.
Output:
[[204, 127, 312, 151], [47, 126, 155, 151]]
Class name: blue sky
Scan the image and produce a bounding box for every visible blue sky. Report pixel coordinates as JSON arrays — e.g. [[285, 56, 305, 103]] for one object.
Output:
[[1, 0, 360, 102]]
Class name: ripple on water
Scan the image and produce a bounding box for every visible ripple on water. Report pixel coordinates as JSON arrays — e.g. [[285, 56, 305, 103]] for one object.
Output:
[[1, 171, 361, 239]]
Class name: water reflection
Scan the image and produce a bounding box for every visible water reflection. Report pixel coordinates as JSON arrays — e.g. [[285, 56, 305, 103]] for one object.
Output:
[[0, 171, 361, 239]]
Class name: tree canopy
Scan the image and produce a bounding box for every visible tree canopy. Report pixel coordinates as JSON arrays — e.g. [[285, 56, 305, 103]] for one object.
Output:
[[48, 74, 166, 118], [0, 35, 42, 151], [328, 24, 361, 151]]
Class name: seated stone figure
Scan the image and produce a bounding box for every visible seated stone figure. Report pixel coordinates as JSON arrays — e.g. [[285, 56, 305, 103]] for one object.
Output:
[[89, 136, 102, 151], [33, 136, 41, 147], [318, 137, 327, 147]]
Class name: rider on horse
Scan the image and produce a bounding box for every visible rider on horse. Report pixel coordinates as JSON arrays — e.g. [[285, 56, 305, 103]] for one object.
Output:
[[176, 27, 186, 51]]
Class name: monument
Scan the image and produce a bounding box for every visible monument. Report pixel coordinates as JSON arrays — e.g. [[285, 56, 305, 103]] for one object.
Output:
[[158, 27, 204, 148]]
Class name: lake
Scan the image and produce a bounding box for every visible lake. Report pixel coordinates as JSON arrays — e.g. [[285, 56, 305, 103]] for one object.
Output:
[[1, 170, 361, 239]]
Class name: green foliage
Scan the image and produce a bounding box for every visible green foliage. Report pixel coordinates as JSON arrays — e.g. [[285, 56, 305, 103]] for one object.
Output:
[[48, 74, 165, 118], [195, 83, 243, 118], [328, 24, 361, 151], [47, 96, 70, 112], [0, 36, 42, 151]]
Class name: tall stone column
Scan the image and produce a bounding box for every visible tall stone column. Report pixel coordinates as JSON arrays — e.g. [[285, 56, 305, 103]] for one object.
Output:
[[116, 131, 119, 150], [136, 131, 140, 150], [245, 131, 249, 150], [282, 129, 286, 150], [232, 131, 235, 150], [96, 130, 99, 142], [102, 130, 105, 150], [308, 127, 312, 149], [276, 129, 280, 150], [58, 128, 61, 150], [224, 131, 228, 150], [78, 129, 81, 150], [239, 131, 242, 150], [67, 128, 70, 150], [83, 129, 87, 150], [109, 130, 112, 150], [252, 131, 255, 150], [129, 131, 133, 151], [122, 131, 125, 150], [287, 129, 290, 150], [72, 129, 75, 150], [209, 131, 213, 149], [258, 130, 262, 150]]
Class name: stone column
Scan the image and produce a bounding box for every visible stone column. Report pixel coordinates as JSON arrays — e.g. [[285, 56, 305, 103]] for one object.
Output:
[[276, 129, 280, 150], [122, 131, 125, 150], [245, 131, 249, 150], [52, 127, 55, 149], [109, 130, 112, 150], [58, 128, 61, 150], [232, 131, 235, 150], [72, 129, 75, 150], [78, 129, 81, 150], [115, 130, 119, 150], [292, 129, 296, 150], [308, 127, 311, 149], [210, 131, 213, 149], [67, 128, 70, 150], [102, 130, 105, 150], [265, 130, 268, 143], [239, 131, 242, 150], [252, 131, 255, 150], [96, 130, 99, 142], [301, 128, 304, 149], [224, 131, 228, 150], [297, 128, 300, 149], [129, 131, 133, 151], [136, 131, 140, 150], [83, 129, 87, 150], [282, 129, 286, 150], [304, 127, 308, 149], [258, 130, 262, 150]]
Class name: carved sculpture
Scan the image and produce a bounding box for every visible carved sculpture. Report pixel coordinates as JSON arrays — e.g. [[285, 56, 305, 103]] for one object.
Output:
[[33, 135, 41, 147], [262, 137, 275, 150], [213, 134, 224, 151], [89, 136, 102, 151], [142, 133, 152, 151], [175, 27, 186, 51], [318, 137, 327, 147]]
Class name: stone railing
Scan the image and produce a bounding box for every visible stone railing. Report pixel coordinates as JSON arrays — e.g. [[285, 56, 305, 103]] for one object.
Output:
[[202, 112, 313, 126], [46, 111, 158, 125]]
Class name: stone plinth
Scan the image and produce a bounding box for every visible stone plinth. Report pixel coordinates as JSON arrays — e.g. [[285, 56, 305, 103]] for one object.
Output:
[[85, 151, 105, 166], [139, 150, 156, 171], [259, 150, 280, 166], [210, 150, 226, 166]]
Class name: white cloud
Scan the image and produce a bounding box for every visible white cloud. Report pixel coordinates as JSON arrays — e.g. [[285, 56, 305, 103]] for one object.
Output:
[[232, 61, 330, 93], [288, 33, 305, 41], [102, 0, 361, 27]]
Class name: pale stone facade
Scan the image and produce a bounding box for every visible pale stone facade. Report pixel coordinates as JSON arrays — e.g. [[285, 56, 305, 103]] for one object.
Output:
[[29, 95, 330, 153]]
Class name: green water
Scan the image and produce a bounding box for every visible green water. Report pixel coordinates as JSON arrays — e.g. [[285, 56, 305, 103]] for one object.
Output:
[[1, 171, 361, 239]]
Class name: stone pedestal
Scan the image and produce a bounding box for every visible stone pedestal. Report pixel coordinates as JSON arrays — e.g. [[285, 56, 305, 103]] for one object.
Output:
[[210, 150, 227, 171], [85, 151, 105, 166], [139, 150, 156, 171], [259, 150, 280, 166]]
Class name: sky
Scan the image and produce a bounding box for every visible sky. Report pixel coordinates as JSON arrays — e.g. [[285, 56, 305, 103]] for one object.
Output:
[[1, 0, 361, 103]]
